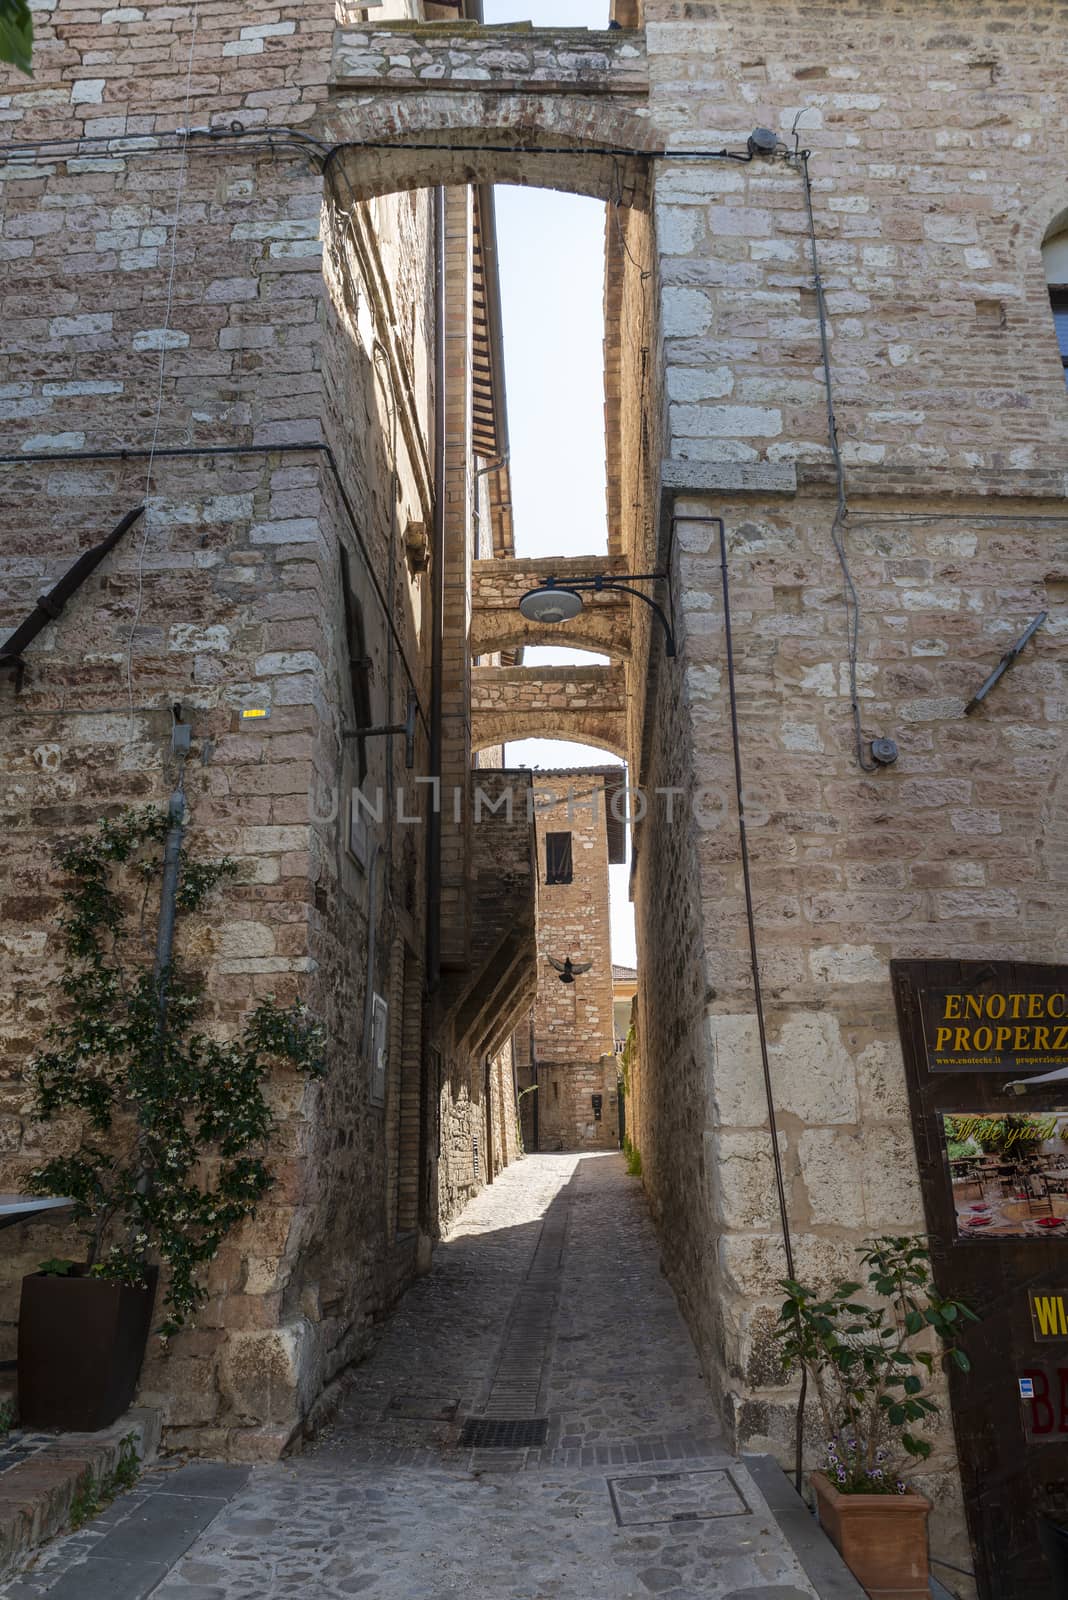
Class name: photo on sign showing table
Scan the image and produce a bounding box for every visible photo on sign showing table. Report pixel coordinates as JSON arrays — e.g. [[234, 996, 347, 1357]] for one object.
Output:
[[946, 1112, 1068, 1239]]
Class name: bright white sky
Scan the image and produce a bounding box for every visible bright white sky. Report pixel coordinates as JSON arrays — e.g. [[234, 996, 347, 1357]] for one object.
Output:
[[482, 0, 637, 968]]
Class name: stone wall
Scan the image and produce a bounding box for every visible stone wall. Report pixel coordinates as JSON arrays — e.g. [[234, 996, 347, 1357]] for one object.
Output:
[[528, 777, 619, 1153], [0, 0, 529, 1457], [627, 1, 1068, 1576], [471, 556, 632, 660], [471, 665, 627, 759], [332, 24, 648, 98]]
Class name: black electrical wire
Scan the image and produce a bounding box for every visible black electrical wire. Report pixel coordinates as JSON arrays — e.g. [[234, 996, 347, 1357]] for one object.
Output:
[[0, 441, 428, 733], [0, 123, 332, 166], [665, 509, 805, 1491], [930, 1557, 976, 1578], [852, 511, 1068, 525], [714, 510, 806, 1494], [2, 121, 758, 171], [798, 151, 878, 775]]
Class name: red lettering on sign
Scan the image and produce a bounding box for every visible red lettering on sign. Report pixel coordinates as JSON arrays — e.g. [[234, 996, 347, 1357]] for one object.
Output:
[[1028, 1370, 1056, 1435]]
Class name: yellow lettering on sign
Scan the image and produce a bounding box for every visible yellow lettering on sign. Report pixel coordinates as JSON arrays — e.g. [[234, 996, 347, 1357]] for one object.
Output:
[[943, 994, 962, 1020], [1030, 993, 1046, 1019], [1033, 1297, 1068, 1338], [964, 995, 983, 1021]]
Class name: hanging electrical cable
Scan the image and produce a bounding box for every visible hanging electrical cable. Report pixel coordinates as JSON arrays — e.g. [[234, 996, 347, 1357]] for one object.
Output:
[[666, 511, 806, 1489], [124, 0, 200, 733], [796, 150, 881, 774]]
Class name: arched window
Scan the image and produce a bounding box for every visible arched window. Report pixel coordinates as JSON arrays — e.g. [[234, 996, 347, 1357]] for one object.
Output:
[[1043, 225, 1068, 389]]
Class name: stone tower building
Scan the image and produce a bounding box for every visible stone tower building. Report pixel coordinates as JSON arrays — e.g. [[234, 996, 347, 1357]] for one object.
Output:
[[2, 0, 1068, 1587], [520, 767, 623, 1154]]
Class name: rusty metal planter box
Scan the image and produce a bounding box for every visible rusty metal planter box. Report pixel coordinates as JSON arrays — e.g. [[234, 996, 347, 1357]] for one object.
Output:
[[17, 1268, 157, 1432]]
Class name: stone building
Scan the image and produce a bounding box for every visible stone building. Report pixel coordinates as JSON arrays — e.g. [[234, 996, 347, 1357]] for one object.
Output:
[[516, 768, 622, 1154], [3, 0, 1068, 1588], [0, 0, 538, 1458], [612, 963, 637, 1056]]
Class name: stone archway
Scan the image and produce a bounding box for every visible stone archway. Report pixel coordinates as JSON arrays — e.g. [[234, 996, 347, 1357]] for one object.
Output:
[[472, 557, 634, 662], [471, 664, 628, 760], [321, 24, 654, 207]]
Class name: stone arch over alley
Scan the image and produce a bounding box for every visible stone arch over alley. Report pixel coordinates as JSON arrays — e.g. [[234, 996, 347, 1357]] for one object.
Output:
[[317, 22, 658, 888], [471, 666, 628, 762], [323, 24, 654, 208]]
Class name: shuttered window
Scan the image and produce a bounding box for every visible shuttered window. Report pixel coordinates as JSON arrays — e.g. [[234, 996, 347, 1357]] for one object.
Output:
[[1052, 290, 1068, 388], [545, 832, 573, 885]]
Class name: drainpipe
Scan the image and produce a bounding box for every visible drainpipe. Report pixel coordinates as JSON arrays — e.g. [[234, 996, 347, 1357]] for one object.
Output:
[[427, 182, 446, 993], [154, 784, 186, 1022]]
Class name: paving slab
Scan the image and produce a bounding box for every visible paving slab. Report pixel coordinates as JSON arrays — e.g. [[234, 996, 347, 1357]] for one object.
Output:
[[1, 1153, 855, 1599]]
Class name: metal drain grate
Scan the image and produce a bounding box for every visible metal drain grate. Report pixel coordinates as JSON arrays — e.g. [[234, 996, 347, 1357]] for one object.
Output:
[[459, 1418, 549, 1449]]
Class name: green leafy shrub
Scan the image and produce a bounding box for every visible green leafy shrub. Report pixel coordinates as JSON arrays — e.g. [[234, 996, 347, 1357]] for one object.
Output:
[[623, 1137, 642, 1177], [776, 1235, 979, 1492], [25, 808, 327, 1338], [0, 0, 33, 75], [69, 1434, 140, 1530]]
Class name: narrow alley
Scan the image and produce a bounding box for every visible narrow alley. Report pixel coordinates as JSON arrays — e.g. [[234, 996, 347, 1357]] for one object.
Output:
[[2, 1157, 836, 1600]]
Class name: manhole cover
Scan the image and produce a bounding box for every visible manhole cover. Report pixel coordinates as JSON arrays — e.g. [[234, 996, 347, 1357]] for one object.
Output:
[[459, 1418, 549, 1448], [608, 1469, 749, 1527], [387, 1395, 460, 1421]]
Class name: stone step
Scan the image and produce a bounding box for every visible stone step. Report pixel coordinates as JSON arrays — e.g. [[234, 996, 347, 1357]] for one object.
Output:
[[0, 1408, 161, 1585]]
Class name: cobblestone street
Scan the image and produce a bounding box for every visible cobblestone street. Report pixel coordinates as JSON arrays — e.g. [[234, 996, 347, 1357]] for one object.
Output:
[[3, 1155, 834, 1600]]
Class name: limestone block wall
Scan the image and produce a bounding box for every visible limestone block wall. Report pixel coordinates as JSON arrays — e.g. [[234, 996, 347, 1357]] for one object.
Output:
[[471, 664, 627, 759], [332, 24, 648, 98], [629, 0, 1068, 1573]]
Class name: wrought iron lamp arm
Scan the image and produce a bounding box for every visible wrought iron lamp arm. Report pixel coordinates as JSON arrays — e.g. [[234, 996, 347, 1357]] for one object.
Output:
[[520, 572, 677, 658]]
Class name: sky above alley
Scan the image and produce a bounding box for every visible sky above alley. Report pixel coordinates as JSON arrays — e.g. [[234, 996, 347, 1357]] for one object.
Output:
[[481, 0, 638, 969]]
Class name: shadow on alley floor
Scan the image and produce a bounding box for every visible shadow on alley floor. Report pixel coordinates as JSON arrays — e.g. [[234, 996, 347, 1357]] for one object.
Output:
[[2, 1153, 838, 1600]]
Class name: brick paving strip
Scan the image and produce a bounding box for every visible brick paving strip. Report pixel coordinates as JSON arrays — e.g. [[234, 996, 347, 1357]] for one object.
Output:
[[0, 1155, 866, 1599]]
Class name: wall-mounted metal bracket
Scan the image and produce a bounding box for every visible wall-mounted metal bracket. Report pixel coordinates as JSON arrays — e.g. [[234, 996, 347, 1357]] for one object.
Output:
[[964, 611, 1047, 716], [344, 691, 418, 769], [0, 504, 145, 682]]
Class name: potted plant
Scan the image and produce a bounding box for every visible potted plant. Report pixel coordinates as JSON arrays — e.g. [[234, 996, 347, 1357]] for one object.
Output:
[[776, 1235, 979, 1599], [18, 806, 326, 1431]]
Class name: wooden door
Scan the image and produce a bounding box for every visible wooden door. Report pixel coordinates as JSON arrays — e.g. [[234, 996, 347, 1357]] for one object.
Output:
[[894, 959, 1068, 1599]]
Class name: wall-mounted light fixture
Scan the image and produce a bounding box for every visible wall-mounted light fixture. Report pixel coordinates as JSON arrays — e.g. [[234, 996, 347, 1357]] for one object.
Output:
[[518, 572, 676, 657]]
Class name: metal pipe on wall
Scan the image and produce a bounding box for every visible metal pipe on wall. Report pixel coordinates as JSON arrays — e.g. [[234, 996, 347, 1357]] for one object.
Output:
[[427, 183, 446, 993]]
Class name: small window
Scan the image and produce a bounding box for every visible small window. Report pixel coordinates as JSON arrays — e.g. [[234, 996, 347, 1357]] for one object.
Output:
[[339, 546, 373, 786], [1052, 289, 1068, 388], [545, 832, 573, 885], [369, 992, 388, 1105], [1042, 226, 1068, 390]]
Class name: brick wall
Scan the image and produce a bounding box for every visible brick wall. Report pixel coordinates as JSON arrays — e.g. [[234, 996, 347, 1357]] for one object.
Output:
[[0, 0, 527, 1457]]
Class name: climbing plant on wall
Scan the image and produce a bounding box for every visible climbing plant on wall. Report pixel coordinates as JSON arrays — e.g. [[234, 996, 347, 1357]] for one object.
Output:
[[25, 807, 327, 1337], [0, 0, 32, 74]]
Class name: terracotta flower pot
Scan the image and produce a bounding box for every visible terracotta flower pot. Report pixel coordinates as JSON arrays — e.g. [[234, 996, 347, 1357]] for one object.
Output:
[[811, 1469, 932, 1600]]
